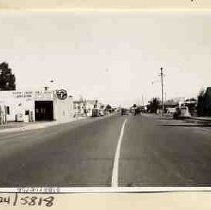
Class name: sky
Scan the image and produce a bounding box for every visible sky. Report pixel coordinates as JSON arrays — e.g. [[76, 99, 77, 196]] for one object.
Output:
[[0, 11, 210, 106]]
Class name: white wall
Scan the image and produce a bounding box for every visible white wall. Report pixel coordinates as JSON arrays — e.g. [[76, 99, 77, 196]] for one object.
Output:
[[85, 102, 95, 116], [53, 96, 74, 121], [0, 103, 7, 124], [0, 91, 35, 122]]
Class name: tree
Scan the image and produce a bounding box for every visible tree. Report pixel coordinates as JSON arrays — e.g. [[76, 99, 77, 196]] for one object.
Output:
[[197, 88, 211, 116], [105, 104, 112, 113], [197, 89, 206, 116], [0, 62, 16, 90], [147, 97, 161, 113], [105, 104, 112, 110]]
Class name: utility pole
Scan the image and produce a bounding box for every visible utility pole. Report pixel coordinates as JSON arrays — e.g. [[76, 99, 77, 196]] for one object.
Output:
[[159, 67, 165, 115]]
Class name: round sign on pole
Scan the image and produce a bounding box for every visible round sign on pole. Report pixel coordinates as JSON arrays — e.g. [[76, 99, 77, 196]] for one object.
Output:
[[56, 89, 67, 100]]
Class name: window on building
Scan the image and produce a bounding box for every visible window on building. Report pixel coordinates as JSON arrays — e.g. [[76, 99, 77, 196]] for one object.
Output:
[[6, 106, 10, 115], [25, 110, 29, 115]]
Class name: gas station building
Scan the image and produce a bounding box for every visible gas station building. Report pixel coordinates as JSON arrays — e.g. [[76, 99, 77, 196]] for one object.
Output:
[[0, 89, 74, 123]]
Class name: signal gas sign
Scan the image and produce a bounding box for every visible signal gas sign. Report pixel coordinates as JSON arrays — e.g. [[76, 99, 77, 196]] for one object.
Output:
[[56, 89, 68, 100]]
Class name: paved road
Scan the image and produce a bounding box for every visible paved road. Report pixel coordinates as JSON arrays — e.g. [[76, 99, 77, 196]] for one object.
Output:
[[0, 114, 211, 187]]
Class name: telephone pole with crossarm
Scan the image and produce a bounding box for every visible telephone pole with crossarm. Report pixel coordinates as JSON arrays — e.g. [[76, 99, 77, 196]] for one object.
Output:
[[159, 67, 165, 115]]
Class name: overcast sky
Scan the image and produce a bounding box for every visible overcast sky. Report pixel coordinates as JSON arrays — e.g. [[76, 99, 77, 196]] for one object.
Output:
[[0, 11, 210, 106]]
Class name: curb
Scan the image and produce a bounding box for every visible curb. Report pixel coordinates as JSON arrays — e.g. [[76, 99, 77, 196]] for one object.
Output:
[[0, 114, 115, 134], [0, 117, 87, 134]]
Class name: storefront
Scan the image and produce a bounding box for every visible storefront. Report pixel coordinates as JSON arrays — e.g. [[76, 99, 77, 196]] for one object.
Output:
[[0, 89, 74, 123]]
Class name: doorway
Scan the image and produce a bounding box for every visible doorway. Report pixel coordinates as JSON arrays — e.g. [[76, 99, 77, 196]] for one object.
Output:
[[35, 101, 54, 121]]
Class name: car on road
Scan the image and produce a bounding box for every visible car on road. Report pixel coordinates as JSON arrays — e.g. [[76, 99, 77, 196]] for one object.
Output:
[[121, 108, 129, 115], [99, 109, 104, 117], [92, 108, 100, 117], [134, 107, 141, 115]]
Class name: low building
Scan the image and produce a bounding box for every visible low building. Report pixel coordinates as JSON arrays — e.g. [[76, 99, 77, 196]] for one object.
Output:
[[0, 89, 74, 122], [73, 100, 86, 116], [85, 100, 103, 116], [73, 99, 104, 117]]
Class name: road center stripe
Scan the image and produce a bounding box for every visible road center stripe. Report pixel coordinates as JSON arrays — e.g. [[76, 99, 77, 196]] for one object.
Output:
[[111, 118, 127, 187]]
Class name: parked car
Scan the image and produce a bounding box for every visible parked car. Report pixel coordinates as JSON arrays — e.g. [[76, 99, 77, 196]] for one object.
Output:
[[173, 106, 191, 119]]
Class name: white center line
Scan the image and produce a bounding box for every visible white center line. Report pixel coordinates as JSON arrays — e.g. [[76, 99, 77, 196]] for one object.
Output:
[[111, 118, 128, 187]]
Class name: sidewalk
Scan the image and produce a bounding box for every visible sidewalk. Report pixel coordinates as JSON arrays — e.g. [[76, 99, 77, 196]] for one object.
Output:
[[0, 116, 87, 134], [143, 113, 211, 122], [142, 113, 173, 120], [190, 116, 211, 122]]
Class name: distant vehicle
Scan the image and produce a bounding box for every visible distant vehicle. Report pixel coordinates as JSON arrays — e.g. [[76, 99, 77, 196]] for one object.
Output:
[[99, 109, 104, 116], [166, 107, 177, 115], [121, 108, 129, 115], [173, 106, 191, 119], [92, 108, 100, 117], [130, 107, 135, 114], [104, 110, 110, 115], [134, 107, 141, 115]]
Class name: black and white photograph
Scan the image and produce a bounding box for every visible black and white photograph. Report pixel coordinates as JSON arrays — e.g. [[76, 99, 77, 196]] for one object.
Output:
[[0, 11, 211, 188]]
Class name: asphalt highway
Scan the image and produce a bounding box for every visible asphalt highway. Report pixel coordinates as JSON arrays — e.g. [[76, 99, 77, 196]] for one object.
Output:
[[0, 113, 211, 187]]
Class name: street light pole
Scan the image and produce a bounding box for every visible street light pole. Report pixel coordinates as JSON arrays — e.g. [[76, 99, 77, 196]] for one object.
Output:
[[142, 94, 144, 106]]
